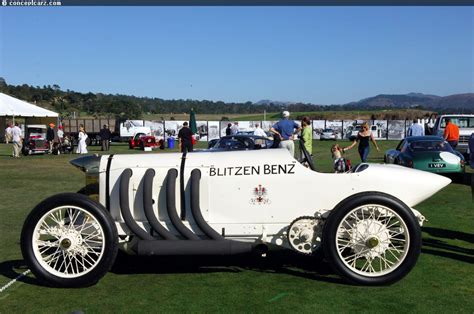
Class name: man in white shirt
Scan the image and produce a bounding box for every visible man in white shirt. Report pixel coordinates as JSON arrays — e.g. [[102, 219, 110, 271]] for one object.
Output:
[[11, 122, 23, 158], [231, 122, 239, 135], [253, 123, 267, 147], [407, 119, 424, 137], [253, 123, 267, 137]]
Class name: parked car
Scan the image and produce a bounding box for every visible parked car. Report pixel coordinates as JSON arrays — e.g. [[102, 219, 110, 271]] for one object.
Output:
[[20, 148, 450, 287], [425, 114, 474, 155], [128, 132, 160, 150], [207, 138, 219, 149], [209, 135, 274, 151], [384, 136, 465, 174], [22, 124, 49, 155], [320, 129, 337, 141]]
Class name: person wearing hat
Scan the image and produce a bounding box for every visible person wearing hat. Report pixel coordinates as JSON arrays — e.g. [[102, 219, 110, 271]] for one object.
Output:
[[99, 124, 112, 151], [270, 111, 301, 157], [47, 123, 55, 154]]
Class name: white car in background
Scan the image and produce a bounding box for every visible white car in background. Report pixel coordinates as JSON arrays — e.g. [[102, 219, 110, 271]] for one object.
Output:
[[21, 148, 450, 287], [427, 114, 474, 155], [320, 128, 337, 140]]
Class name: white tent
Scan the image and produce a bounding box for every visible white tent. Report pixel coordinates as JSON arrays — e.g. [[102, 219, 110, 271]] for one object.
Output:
[[0, 92, 58, 117]]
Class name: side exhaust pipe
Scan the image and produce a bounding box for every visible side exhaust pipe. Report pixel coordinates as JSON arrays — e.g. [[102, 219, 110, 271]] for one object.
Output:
[[166, 169, 200, 240], [143, 169, 178, 240], [190, 169, 223, 240], [120, 169, 155, 241]]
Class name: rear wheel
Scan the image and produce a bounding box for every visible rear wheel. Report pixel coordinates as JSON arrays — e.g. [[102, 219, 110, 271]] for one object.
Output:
[[323, 193, 421, 285], [21, 193, 118, 287]]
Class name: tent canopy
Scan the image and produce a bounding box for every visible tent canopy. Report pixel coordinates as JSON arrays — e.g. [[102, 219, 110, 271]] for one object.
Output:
[[0, 92, 58, 117]]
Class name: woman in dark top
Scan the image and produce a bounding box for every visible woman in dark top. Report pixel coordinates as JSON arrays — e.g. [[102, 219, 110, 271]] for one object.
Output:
[[344, 122, 380, 162]]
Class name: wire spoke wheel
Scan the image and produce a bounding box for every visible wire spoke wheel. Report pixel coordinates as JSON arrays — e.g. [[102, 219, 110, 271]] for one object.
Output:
[[33, 206, 105, 278], [336, 204, 409, 277], [323, 193, 421, 285], [21, 193, 118, 287]]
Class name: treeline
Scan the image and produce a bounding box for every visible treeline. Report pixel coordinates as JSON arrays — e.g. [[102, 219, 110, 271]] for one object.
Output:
[[0, 78, 450, 120], [0, 79, 330, 118]]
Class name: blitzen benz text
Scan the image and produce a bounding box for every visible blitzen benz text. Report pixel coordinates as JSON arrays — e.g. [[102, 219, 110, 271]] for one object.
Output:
[[209, 164, 296, 177]]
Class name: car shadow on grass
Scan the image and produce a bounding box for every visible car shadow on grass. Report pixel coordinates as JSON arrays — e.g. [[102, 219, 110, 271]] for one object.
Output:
[[421, 226, 474, 264], [110, 250, 346, 285], [423, 227, 474, 244], [0, 260, 43, 286]]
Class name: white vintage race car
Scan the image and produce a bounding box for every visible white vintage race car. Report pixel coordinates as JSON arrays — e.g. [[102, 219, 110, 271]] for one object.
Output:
[[20, 147, 450, 287]]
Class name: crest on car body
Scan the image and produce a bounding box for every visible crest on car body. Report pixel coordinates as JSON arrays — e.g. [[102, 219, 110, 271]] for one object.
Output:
[[250, 184, 271, 205]]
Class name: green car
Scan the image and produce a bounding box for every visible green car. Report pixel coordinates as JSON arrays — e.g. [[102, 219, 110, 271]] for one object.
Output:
[[384, 136, 465, 174]]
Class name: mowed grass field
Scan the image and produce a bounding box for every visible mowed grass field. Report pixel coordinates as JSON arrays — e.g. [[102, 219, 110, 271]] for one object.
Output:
[[0, 139, 473, 313]]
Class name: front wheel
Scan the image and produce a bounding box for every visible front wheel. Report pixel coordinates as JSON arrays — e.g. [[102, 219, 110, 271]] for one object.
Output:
[[323, 193, 421, 285], [21, 193, 118, 287]]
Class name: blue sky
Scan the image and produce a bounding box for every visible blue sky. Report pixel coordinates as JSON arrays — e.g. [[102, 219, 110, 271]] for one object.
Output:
[[0, 7, 472, 104]]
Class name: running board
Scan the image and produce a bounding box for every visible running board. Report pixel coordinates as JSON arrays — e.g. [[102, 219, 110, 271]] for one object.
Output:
[[133, 240, 254, 256]]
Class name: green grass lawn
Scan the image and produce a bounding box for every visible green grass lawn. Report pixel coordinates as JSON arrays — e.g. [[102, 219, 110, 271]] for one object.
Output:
[[0, 140, 473, 313]]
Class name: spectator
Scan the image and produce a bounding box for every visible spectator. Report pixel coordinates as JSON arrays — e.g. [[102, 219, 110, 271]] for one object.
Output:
[[270, 111, 301, 157], [11, 122, 22, 158], [253, 123, 266, 137], [331, 144, 350, 173], [231, 122, 239, 135], [443, 118, 460, 149], [407, 119, 424, 137], [344, 122, 380, 162], [469, 132, 474, 168], [76, 126, 88, 154], [47, 123, 55, 153], [5, 123, 12, 144], [225, 123, 232, 136], [99, 124, 112, 151], [253, 123, 267, 147], [178, 121, 193, 153], [57, 125, 64, 143], [300, 117, 312, 155]]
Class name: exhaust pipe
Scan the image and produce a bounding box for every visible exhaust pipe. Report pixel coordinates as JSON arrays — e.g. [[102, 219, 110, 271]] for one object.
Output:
[[119, 169, 155, 241], [143, 169, 178, 240], [190, 169, 223, 240], [166, 169, 200, 240]]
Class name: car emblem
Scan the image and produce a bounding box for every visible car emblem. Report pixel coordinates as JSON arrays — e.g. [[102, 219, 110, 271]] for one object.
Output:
[[250, 184, 271, 205]]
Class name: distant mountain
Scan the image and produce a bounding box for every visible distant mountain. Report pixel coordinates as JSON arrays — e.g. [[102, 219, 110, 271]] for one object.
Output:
[[344, 93, 474, 111], [255, 99, 295, 106]]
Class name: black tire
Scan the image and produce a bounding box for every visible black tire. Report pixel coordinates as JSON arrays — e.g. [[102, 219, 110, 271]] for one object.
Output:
[[322, 192, 421, 285], [140, 142, 145, 151], [21, 193, 118, 287]]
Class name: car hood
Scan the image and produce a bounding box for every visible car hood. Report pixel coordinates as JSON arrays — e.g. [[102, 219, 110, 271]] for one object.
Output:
[[350, 163, 451, 207]]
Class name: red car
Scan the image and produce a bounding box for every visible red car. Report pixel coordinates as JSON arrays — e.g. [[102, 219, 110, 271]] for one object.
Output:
[[128, 132, 159, 150]]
